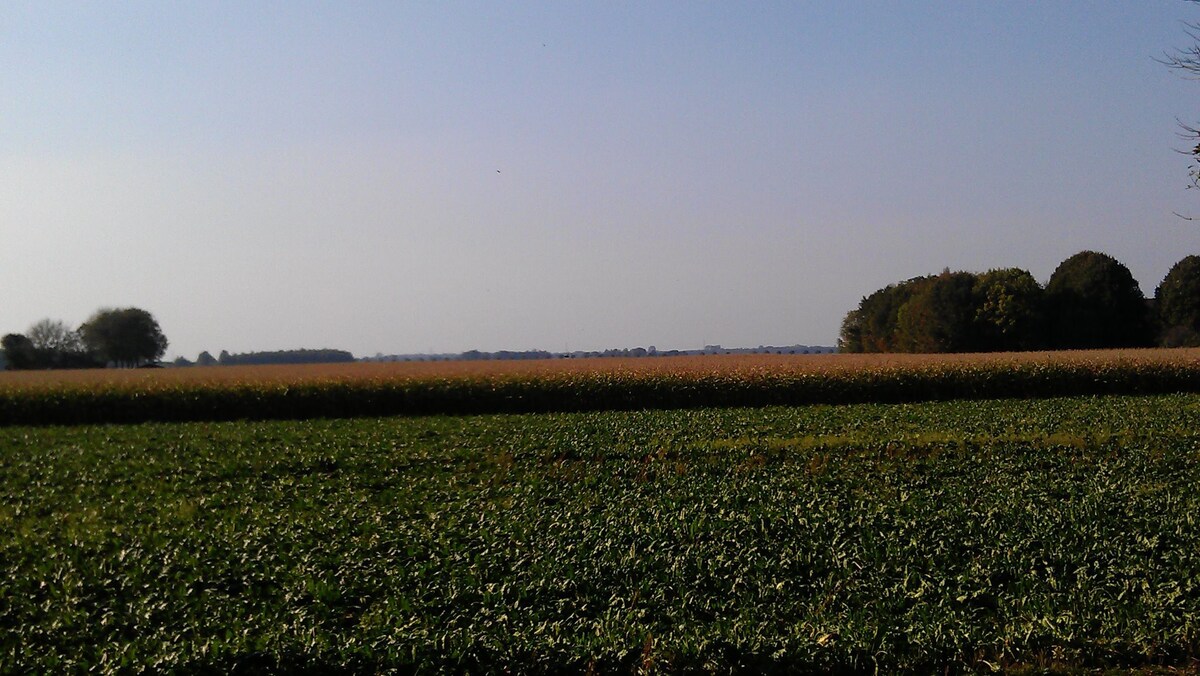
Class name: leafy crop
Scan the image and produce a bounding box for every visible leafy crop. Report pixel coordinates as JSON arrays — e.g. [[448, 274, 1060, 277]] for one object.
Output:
[[4, 395, 1200, 672]]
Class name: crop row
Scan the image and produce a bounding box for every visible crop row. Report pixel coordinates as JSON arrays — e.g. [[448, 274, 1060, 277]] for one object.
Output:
[[4, 395, 1200, 671], [5, 356, 1200, 425]]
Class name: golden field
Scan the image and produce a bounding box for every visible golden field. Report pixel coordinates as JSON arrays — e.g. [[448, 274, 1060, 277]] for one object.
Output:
[[2, 347, 1200, 391]]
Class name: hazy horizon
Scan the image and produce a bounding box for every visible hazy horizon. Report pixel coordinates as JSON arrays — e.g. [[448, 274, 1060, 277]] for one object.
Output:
[[4, 2, 1199, 360]]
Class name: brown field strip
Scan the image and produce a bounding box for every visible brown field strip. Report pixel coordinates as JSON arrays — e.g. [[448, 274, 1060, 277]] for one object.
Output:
[[2, 347, 1200, 391]]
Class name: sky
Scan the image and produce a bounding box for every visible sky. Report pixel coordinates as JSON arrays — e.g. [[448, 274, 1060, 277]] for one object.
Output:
[[3, 1, 1199, 359]]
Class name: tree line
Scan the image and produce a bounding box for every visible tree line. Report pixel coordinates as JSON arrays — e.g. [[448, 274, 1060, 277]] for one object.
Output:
[[173, 348, 356, 367], [839, 251, 1200, 353], [2, 308, 168, 369]]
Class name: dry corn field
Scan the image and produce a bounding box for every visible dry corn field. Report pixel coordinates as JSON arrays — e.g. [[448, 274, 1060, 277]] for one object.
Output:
[[5, 347, 1200, 426], [3, 347, 1200, 391]]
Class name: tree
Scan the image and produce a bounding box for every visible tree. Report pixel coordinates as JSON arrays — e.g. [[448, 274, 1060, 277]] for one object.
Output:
[[79, 308, 168, 367], [195, 351, 217, 366], [973, 268, 1047, 351], [1, 334, 36, 370], [894, 270, 979, 353], [1155, 254, 1200, 346], [837, 308, 864, 353], [848, 276, 933, 353], [1045, 251, 1152, 349], [27, 319, 82, 353], [25, 318, 95, 368]]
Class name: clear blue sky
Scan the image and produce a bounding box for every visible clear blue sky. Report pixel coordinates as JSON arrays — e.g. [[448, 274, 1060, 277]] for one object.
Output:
[[3, 1, 1198, 358]]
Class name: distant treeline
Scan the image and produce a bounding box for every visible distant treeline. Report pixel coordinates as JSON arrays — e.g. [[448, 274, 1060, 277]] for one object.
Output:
[[363, 345, 836, 363], [3, 308, 168, 370], [460, 350, 554, 361], [839, 251, 1200, 353], [175, 349, 356, 367]]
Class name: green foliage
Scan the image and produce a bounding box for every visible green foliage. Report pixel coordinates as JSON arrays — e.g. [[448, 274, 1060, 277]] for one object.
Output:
[[1045, 251, 1152, 349], [18, 319, 99, 370], [973, 268, 1046, 351], [1155, 255, 1200, 346], [895, 271, 978, 353], [79, 308, 168, 367], [844, 276, 931, 353], [27, 319, 82, 354], [1, 333, 35, 370], [841, 251, 1165, 353], [836, 308, 863, 352], [4, 395, 1200, 672], [212, 349, 355, 366]]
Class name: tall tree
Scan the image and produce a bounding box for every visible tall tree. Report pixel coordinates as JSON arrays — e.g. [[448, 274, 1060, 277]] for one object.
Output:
[[1045, 251, 1152, 349], [1155, 254, 1200, 346], [846, 276, 932, 353], [894, 271, 979, 353], [972, 268, 1047, 352], [79, 308, 168, 367], [1, 334, 36, 370], [26, 318, 94, 368], [27, 319, 83, 354], [837, 308, 865, 353]]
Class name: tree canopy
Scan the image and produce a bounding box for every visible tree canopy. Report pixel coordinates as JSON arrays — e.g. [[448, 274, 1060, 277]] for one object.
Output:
[[894, 271, 978, 353], [3, 320, 95, 369], [1045, 251, 1152, 349], [1, 334, 36, 370], [839, 276, 931, 353], [839, 251, 1172, 354], [27, 319, 82, 354], [78, 308, 168, 367], [1156, 254, 1200, 346], [973, 268, 1046, 352]]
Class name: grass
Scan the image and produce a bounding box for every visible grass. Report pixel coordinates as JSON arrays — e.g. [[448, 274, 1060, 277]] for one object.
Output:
[[4, 394, 1200, 672]]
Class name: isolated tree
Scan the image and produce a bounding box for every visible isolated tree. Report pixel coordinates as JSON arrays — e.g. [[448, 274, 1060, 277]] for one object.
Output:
[[1045, 251, 1152, 349], [973, 268, 1047, 351], [1, 334, 36, 370], [1155, 255, 1200, 346], [195, 351, 217, 366], [79, 308, 168, 367]]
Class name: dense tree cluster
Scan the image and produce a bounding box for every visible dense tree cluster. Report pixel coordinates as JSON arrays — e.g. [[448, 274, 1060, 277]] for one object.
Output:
[[2, 308, 167, 369], [1156, 255, 1200, 347], [205, 349, 356, 366], [840, 251, 1200, 353]]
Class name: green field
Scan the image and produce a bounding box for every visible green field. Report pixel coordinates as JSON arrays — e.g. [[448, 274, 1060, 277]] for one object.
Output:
[[4, 394, 1200, 672]]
